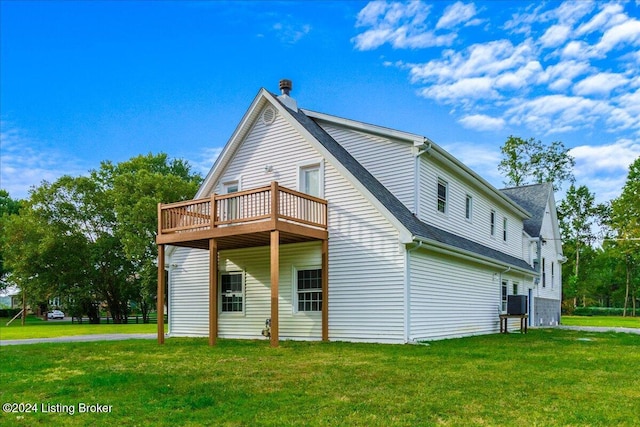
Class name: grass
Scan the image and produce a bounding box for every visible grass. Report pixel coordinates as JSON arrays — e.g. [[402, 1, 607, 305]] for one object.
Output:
[[0, 316, 161, 340], [561, 315, 640, 329], [1, 329, 639, 426]]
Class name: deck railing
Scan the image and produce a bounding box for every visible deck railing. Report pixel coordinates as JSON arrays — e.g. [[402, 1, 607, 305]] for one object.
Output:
[[158, 182, 327, 237]]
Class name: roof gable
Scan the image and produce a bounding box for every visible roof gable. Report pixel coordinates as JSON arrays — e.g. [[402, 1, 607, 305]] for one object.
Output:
[[196, 89, 534, 273], [500, 183, 553, 238]]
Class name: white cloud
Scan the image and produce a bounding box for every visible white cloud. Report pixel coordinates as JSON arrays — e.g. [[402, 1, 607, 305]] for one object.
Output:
[[353, 1, 451, 50], [419, 77, 498, 103], [594, 18, 640, 55], [0, 122, 88, 199], [188, 146, 223, 177], [458, 114, 506, 131], [576, 2, 626, 36], [505, 95, 612, 134], [272, 20, 311, 44], [573, 72, 629, 97], [539, 24, 571, 48], [436, 2, 478, 30], [570, 139, 640, 173]]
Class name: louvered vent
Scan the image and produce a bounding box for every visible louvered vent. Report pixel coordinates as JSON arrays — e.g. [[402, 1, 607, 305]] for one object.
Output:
[[262, 107, 276, 125]]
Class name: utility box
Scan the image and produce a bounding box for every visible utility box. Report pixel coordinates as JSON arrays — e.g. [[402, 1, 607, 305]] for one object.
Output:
[[507, 295, 528, 315]]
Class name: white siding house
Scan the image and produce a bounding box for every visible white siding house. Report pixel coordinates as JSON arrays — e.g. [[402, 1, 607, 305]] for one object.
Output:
[[157, 81, 564, 345]]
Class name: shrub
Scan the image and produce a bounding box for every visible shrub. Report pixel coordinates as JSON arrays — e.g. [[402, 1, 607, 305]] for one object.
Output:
[[572, 307, 625, 316]]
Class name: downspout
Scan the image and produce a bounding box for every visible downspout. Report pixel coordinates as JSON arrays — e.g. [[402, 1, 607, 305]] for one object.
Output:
[[405, 240, 424, 343]]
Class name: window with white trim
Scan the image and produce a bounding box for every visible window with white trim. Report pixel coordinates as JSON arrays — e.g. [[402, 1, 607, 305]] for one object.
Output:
[[300, 164, 321, 198], [503, 217, 508, 242], [551, 261, 555, 289], [501, 280, 508, 312], [220, 272, 243, 313], [542, 258, 546, 288], [223, 181, 239, 221], [437, 178, 447, 214], [295, 268, 322, 312], [465, 194, 473, 220], [490, 210, 496, 237]]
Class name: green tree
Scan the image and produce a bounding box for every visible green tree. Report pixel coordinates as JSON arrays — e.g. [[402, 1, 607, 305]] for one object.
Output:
[[98, 153, 201, 322], [498, 136, 575, 191], [558, 184, 602, 307], [610, 156, 640, 316], [0, 190, 22, 290], [2, 153, 201, 323]]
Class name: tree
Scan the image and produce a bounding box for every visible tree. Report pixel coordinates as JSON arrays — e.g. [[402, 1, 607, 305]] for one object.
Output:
[[610, 156, 640, 316], [2, 153, 201, 323], [0, 190, 22, 290], [498, 136, 575, 191], [558, 184, 602, 307], [98, 153, 201, 322]]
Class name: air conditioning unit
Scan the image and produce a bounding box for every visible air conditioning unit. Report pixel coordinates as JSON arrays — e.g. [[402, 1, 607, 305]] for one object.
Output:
[[507, 295, 527, 315]]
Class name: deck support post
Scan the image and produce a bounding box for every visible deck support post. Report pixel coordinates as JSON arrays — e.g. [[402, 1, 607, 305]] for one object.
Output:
[[209, 238, 218, 346], [321, 239, 329, 342], [157, 244, 165, 344], [270, 230, 279, 347]]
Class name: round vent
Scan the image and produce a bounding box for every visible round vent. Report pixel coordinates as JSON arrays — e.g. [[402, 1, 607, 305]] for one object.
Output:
[[262, 107, 276, 125]]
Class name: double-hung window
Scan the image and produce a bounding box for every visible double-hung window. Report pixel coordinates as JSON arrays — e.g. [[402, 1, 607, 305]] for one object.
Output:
[[503, 217, 508, 242], [501, 280, 508, 312], [465, 195, 473, 220], [490, 210, 496, 237], [296, 268, 322, 312], [223, 181, 239, 221], [220, 272, 243, 313], [437, 178, 448, 214]]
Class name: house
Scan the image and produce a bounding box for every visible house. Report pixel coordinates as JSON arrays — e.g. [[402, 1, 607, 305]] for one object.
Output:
[[156, 80, 564, 346]]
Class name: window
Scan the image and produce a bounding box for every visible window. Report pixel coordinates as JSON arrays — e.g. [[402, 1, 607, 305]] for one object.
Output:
[[300, 164, 321, 197], [296, 268, 322, 312], [465, 195, 473, 220], [220, 272, 243, 313], [551, 262, 555, 289], [437, 179, 447, 214], [512, 282, 518, 295], [223, 181, 239, 221], [490, 210, 496, 236], [503, 217, 508, 241], [501, 280, 508, 312], [542, 258, 546, 288]]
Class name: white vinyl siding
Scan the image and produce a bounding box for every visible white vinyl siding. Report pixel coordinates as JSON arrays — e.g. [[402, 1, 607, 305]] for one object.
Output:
[[418, 155, 524, 259], [171, 105, 406, 343], [409, 249, 502, 340], [168, 247, 210, 336], [319, 123, 415, 214]]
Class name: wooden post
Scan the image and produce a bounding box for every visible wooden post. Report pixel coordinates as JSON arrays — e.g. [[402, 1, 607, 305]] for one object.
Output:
[[271, 181, 279, 229], [211, 193, 217, 227], [209, 238, 218, 346], [157, 244, 165, 344], [270, 230, 279, 347], [321, 239, 329, 342]]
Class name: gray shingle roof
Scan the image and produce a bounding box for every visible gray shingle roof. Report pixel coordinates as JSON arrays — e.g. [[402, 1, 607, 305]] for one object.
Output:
[[500, 183, 552, 238], [285, 104, 535, 273]]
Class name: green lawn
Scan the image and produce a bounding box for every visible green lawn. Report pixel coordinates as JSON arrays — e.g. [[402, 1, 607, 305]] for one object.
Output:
[[0, 316, 161, 340], [561, 315, 640, 328], [1, 330, 639, 426]]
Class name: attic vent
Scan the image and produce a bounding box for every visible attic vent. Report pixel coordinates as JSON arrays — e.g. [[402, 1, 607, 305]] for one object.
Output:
[[262, 107, 276, 125]]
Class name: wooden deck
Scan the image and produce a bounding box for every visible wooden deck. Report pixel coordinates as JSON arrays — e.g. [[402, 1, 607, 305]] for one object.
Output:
[[156, 181, 328, 250]]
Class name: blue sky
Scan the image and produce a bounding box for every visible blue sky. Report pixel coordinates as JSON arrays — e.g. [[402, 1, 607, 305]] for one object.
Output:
[[2, 1, 639, 204]]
